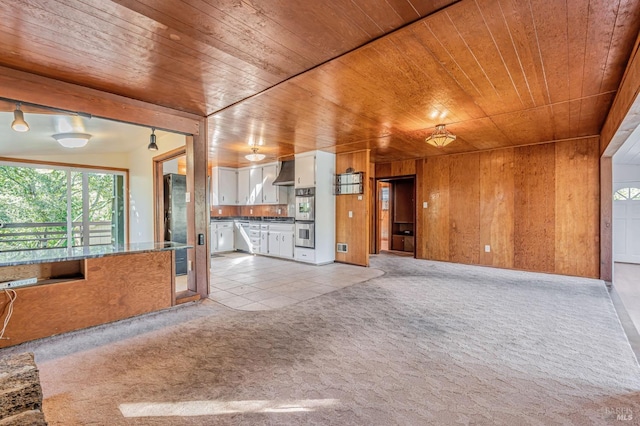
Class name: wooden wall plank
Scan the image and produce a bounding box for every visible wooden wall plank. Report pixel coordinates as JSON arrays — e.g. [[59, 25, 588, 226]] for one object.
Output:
[[423, 156, 450, 261], [513, 144, 556, 273], [479, 149, 515, 268], [600, 155, 613, 281], [335, 150, 370, 266], [449, 153, 480, 264], [554, 137, 599, 277]]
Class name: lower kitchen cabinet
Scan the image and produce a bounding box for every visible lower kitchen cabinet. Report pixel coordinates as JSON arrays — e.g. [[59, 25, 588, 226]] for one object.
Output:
[[267, 224, 294, 259], [211, 221, 234, 253]]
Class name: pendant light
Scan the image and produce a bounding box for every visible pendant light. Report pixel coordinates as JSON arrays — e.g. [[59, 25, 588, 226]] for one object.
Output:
[[148, 128, 158, 151], [11, 102, 30, 132], [425, 124, 456, 148]]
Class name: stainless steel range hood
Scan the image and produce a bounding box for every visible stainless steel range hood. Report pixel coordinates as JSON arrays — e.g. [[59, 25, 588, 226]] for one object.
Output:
[[272, 160, 295, 186]]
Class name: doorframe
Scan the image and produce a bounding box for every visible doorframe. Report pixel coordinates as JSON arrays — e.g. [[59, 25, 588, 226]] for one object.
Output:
[[374, 176, 416, 257], [153, 146, 192, 305]]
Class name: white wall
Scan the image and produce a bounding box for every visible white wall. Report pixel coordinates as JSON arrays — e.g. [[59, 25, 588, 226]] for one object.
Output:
[[127, 133, 185, 244], [614, 164, 640, 184]]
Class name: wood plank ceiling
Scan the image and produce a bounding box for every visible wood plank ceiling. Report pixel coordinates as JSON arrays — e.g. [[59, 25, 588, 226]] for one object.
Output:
[[0, 0, 638, 166]]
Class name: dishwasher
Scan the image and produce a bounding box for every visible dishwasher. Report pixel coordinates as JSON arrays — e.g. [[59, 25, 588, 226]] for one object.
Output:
[[234, 220, 251, 253]]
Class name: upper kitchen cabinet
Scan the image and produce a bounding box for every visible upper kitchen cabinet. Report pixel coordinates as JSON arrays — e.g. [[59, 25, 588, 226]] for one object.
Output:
[[211, 167, 237, 206], [237, 168, 251, 205], [295, 153, 316, 188], [249, 167, 263, 205], [263, 163, 288, 204]]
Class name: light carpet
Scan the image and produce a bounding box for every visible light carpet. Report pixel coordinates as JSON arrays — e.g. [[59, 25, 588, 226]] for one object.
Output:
[[2, 254, 640, 425]]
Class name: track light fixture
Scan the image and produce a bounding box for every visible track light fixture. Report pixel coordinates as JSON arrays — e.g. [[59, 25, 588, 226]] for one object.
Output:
[[11, 102, 29, 132], [148, 128, 158, 151]]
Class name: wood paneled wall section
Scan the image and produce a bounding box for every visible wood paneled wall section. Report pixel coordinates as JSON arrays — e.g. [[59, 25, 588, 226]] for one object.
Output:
[[376, 159, 416, 178], [416, 138, 600, 278], [336, 150, 370, 266], [0, 251, 173, 348]]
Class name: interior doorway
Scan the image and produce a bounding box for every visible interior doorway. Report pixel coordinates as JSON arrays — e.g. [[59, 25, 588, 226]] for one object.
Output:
[[375, 177, 415, 256], [153, 147, 198, 304]]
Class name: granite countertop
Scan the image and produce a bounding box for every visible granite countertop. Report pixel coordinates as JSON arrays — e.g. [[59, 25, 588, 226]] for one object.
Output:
[[212, 216, 294, 223], [0, 242, 192, 267]]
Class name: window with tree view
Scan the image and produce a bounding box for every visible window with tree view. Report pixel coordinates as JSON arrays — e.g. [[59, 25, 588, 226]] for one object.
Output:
[[0, 162, 126, 251]]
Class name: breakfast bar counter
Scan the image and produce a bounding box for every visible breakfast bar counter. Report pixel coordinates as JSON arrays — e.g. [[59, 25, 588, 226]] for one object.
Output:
[[0, 242, 190, 348]]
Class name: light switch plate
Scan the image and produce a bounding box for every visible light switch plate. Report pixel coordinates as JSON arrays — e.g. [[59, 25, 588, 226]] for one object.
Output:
[[423, 201, 428, 208], [185, 192, 191, 202], [358, 195, 363, 200], [348, 211, 353, 218], [484, 245, 491, 253]]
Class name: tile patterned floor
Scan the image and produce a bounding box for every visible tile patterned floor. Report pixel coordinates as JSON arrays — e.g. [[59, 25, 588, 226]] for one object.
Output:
[[209, 252, 384, 310]]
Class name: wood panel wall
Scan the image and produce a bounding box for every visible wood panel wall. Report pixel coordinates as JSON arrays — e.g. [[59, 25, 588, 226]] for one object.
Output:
[[0, 251, 173, 348], [416, 137, 600, 278], [376, 159, 416, 178], [336, 150, 370, 266]]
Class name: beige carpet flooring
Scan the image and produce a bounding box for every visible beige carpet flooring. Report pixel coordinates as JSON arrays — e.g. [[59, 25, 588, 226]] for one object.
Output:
[[2, 255, 640, 425]]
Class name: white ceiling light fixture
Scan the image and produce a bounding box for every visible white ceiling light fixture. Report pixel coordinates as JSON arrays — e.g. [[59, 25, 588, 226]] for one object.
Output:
[[245, 147, 265, 162], [245, 137, 265, 162], [52, 132, 92, 148], [425, 124, 456, 148], [11, 102, 30, 132]]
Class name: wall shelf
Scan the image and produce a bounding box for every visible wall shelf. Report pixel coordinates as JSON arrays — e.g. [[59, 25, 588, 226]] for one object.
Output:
[[334, 171, 364, 195]]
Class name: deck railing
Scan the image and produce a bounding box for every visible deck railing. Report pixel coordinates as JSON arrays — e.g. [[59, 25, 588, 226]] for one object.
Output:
[[0, 221, 113, 251]]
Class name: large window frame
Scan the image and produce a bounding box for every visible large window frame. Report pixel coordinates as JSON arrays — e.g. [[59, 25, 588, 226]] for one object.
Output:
[[0, 158, 128, 250]]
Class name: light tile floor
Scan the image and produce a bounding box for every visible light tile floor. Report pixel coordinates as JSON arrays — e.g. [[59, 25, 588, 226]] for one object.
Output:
[[209, 252, 384, 310]]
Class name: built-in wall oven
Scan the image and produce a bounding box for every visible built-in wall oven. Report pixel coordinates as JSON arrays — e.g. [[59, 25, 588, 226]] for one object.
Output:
[[295, 222, 315, 249], [295, 187, 315, 221], [295, 187, 315, 248]]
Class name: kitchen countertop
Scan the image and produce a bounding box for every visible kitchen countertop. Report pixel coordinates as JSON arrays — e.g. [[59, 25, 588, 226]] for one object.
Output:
[[0, 242, 192, 267], [212, 216, 295, 223]]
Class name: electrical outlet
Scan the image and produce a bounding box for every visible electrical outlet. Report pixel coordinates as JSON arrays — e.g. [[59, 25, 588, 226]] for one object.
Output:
[[484, 245, 491, 253], [218, 209, 222, 214], [348, 211, 353, 218], [185, 192, 191, 202], [188, 260, 192, 271], [358, 195, 363, 201], [423, 201, 428, 208], [277, 208, 282, 214], [250, 208, 253, 214]]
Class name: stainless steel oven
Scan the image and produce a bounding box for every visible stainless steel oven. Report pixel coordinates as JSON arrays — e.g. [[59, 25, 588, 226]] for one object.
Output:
[[295, 187, 315, 221], [295, 222, 315, 249]]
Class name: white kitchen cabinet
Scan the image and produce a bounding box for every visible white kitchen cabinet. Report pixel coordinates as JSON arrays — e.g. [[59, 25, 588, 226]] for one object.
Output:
[[213, 221, 234, 253], [267, 223, 294, 259], [249, 167, 263, 205], [211, 167, 237, 205], [295, 153, 316, 188], [259, 224, 269, 254], [262, 163, 289, 204], [293, 150, 335, 265], [237, 168, 250, 205]]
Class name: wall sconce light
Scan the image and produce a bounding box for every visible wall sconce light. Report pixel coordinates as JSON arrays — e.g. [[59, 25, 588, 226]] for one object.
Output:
[[148, 128, 158, 151], [11, 103, 30, 132], [52, 133, 92, 148]]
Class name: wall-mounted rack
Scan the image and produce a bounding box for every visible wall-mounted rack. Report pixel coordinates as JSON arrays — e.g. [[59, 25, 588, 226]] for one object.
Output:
[[334, 171, 364, 195]]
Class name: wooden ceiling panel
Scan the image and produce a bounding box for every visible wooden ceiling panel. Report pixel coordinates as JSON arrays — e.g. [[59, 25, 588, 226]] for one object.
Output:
[[1, 0, 638, 166]]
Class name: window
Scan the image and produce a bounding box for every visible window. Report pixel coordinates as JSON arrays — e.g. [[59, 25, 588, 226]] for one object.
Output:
[[614, 187, 640, 201], [0, 162, 126, 251]]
